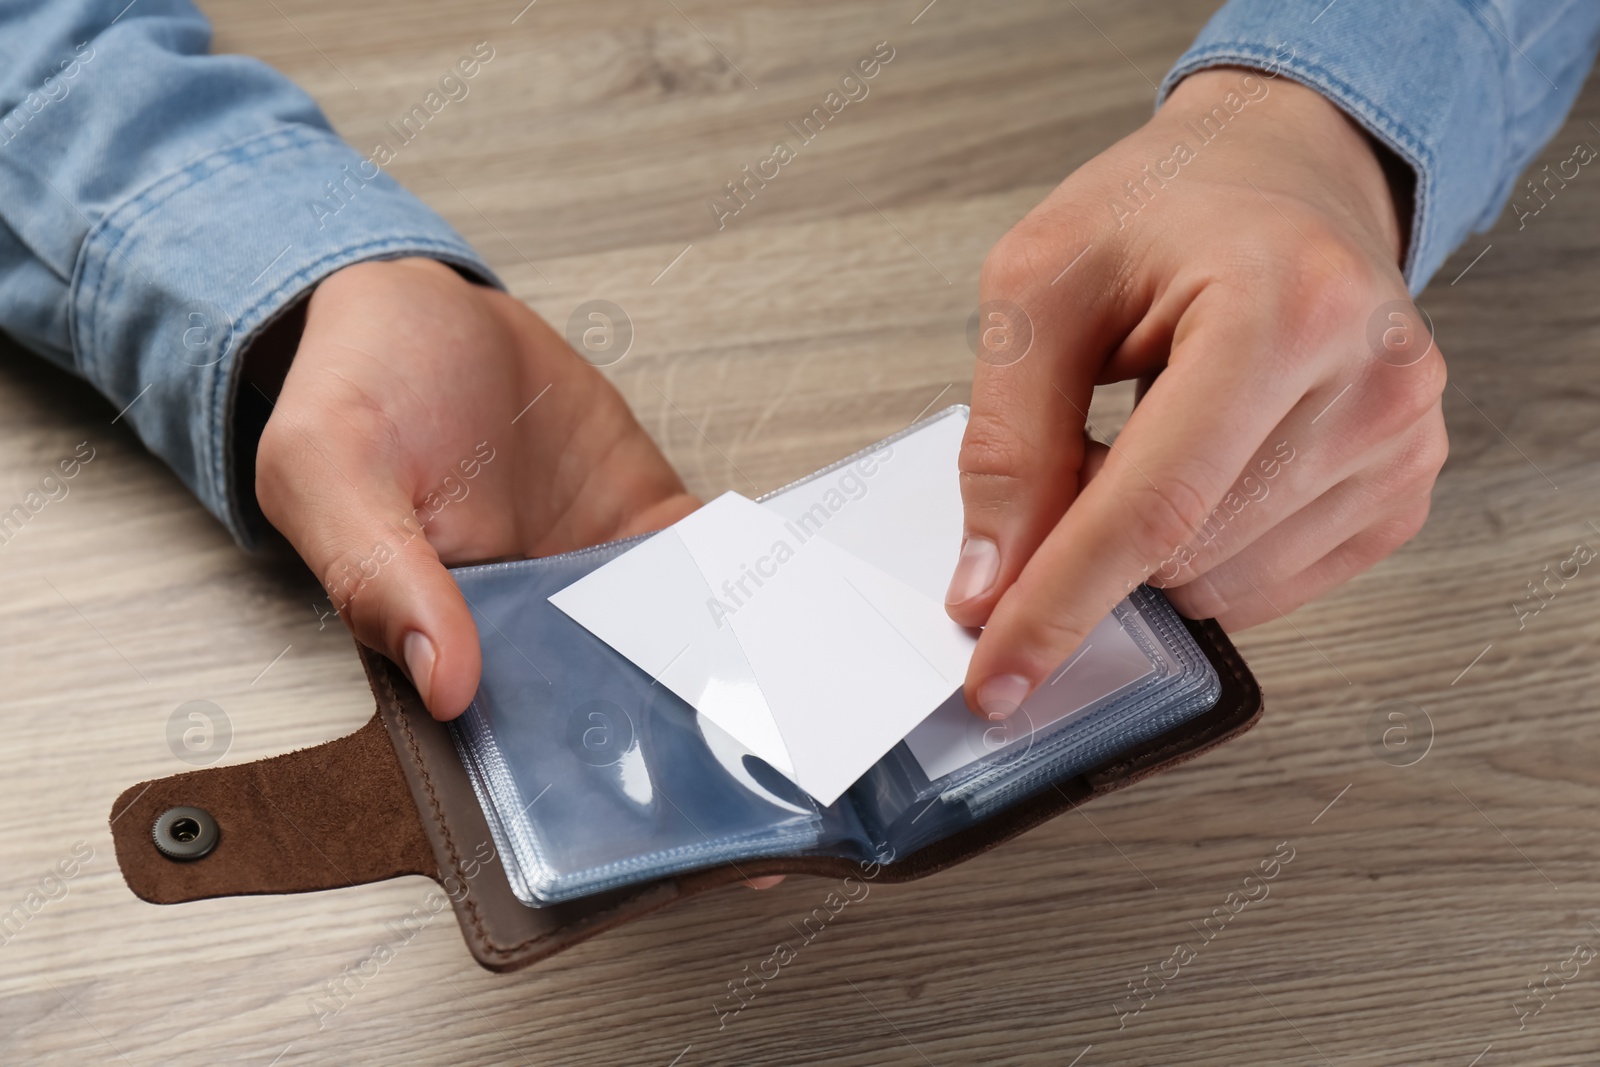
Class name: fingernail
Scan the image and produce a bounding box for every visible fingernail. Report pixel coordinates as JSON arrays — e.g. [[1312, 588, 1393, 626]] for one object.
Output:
[[946, 537, 1000, 606], [977, 673, 1032, 719], [403, 631, 436, 707]]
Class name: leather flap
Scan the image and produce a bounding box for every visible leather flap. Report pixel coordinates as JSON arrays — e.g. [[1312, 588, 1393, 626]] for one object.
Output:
[[109, 616, 1262, 973], [110, 712, 436, 904]]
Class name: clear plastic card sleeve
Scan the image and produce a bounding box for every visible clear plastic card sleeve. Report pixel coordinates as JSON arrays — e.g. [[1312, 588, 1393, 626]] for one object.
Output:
[[449, 410, 1220, 905]]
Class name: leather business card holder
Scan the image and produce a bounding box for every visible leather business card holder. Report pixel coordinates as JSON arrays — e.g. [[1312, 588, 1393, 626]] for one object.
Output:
[[108, 618, 1260, 972]]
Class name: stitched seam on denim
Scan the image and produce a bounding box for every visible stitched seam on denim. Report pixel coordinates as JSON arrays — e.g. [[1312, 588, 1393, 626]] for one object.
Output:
[[76, 127, 330, 384], [77, 125, 400, 387], [204, 238, 486, 535], [72, 129, 330, 515], [1166, 45, 1434, 156], [96, 126, 330, 271]]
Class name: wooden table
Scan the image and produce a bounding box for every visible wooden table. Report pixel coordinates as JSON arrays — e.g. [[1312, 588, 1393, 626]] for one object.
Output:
[[4, 1, 1598, 1063]]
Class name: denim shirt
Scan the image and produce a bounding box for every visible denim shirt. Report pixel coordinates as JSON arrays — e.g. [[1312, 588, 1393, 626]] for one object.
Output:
[[0, 0, 496, 545], [1161, 0, 1600, 290], [1, 1, 1596, 544]]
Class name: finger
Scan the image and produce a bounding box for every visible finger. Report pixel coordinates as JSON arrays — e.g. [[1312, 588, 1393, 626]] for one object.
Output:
[[1149, 348, 1447, 590], [948, 230, 1132, 628], [257, 422, 482, 721], [964, 296, 1315, 716], [1165, 405, 1446, 619], [1211, 500, 1432, 631]]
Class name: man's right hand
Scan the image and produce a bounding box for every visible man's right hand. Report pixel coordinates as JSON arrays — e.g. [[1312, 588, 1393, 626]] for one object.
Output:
[[946, 68, 1448, 719]]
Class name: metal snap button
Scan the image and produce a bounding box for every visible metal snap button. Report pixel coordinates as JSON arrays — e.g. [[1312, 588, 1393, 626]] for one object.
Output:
[[152, 806, 219, 861]]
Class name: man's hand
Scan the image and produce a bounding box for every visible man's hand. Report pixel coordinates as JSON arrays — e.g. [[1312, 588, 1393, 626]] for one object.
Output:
[[946, 68, 1447, 718], [255, 257, 697, 720]]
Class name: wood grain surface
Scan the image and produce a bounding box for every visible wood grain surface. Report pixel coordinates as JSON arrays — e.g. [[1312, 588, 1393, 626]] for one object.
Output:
[[3, 1, 1599, 1064]]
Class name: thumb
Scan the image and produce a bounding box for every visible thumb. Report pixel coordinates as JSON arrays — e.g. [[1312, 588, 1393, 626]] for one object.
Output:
[[325, 511, 481, 720], [946, 231, 1123, 633], [263, 469, 482, 721]]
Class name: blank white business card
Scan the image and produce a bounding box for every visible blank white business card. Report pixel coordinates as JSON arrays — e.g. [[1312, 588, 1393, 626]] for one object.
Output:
[[549, 491, 976, 805], [550, 406, 1158, 804]]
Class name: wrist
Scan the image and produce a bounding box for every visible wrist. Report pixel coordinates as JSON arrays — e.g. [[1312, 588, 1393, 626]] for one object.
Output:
[[1159, 67, 1406, 267]]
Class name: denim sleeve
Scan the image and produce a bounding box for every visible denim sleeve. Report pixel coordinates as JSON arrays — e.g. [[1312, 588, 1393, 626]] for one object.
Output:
[[0, 0, 497, 545], [1159, 0, 1600, 291]]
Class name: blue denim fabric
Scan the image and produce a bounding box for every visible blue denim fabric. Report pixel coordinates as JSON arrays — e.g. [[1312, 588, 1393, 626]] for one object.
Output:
[[0, 0, 496, 544], [1160, 0, 1600, 292], [1, 2, 1595, 546]]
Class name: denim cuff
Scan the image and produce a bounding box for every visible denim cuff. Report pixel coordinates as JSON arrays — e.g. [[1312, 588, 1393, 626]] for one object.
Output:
[[69, 124, 498, 547], [1158, 0, 1523, 292]]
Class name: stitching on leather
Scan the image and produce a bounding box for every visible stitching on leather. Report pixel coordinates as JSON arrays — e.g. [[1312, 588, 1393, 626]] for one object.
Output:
[[377, 668, 494, 946], [372, 618, 1257, 964], [375, 660, 661, 960]]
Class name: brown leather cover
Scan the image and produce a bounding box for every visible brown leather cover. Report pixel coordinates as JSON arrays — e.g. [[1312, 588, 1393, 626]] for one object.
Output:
[[110, 616, 1261, 972]]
